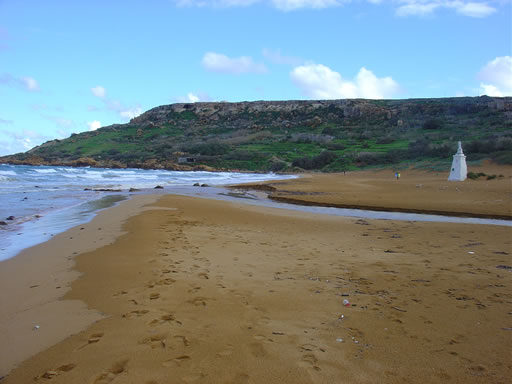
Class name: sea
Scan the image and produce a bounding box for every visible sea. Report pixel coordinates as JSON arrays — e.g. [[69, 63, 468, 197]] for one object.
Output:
[[0, 164, 296, 261]]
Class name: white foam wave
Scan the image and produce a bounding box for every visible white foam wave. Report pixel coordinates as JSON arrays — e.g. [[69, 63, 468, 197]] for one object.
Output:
[[0, 170, 17, 176], [33, 168, 58, 174]]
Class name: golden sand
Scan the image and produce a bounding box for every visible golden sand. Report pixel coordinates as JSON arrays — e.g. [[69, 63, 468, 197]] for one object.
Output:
[[1, 168, 511, 383]]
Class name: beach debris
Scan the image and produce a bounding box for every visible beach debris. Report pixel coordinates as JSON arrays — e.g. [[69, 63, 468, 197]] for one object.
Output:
[[33, 325, 40, 330], [496, 265, 512, 270], [343, 299, 351, 307], [468, 251, 475, 254], [149, 293, 161, 300], [272, 331, 285, 335], [154, 185, 164, 189], [42, 371, 59, 379], [338, 314, 345, 320], [336, 338, 344, 343], [392, 306, 407, 312], [502, 328, 512, 331]]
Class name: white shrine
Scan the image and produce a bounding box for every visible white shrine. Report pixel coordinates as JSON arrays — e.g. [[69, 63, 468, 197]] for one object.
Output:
[[448, 141, 467, 181]]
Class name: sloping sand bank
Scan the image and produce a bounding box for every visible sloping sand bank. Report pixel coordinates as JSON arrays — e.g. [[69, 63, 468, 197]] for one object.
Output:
[[2, 191, 511, 383], [236, 164, 512, 219]]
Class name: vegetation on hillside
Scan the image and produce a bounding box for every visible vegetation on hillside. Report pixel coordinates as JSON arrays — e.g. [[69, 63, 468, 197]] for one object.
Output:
[[2, 96, 511, 172]]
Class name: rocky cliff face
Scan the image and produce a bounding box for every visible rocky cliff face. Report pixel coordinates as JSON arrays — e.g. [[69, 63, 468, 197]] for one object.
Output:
[[131, 97, 512, 125]]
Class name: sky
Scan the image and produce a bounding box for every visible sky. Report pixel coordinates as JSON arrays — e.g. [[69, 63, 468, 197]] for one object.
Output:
[[0, 0, 510, 155]]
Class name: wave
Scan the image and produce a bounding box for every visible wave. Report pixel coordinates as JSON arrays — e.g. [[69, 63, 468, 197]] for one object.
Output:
[[0, 170, 17, 176], [32, 168, 58, 174]]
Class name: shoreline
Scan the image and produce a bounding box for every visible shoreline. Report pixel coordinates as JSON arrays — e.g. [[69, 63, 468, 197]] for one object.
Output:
[[1, 167, 511, 382], [232, 164, 512, 221], [0, 194, 160, 377]]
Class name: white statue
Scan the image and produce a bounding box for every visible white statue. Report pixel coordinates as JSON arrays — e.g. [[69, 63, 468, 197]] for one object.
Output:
[[448, 141, 467, 181]]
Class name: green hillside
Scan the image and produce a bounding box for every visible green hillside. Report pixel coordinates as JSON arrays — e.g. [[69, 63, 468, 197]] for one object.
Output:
[[2, 96, 512, 172]]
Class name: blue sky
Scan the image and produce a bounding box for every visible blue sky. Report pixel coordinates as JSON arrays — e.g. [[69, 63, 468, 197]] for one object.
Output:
[[0, 0, 510, 155]]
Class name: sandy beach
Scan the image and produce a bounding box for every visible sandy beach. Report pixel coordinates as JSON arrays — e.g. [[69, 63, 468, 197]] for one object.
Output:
[[1, 167, 511, 383]]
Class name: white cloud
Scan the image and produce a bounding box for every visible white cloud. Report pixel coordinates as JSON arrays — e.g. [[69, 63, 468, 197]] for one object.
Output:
[[478, 56, 512, 96], [0, 73, 40, 92], [176, 0, 258, 6], [177, 0, 343, 9], [187, 93, 200, 103], [396, 1, 439, 16], [101, 98, 143, 121], [396, 0, 496, 17], [87, 120, 102, 131], [0, 118, 13, 125], [91, 85, 106, 98], [175, 0, 498, 14], [453, 1, 495, 17], [22, 77, 40, 91], [291, 64, 400, 99], [176, 92, 212, 103], [119, 107, 143, 120], [0, 129, 47, 155], [202, 52, 267, 74], [262, 48, 302, 65], [271, 0, 341, 10]]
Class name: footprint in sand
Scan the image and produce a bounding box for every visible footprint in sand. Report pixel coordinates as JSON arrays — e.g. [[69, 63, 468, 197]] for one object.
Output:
[[298, 353, 321, 371], [149, 313, 180, 326], [217, 345, 234, 357], [174, 335, 190, 346], [140, 334, 167, 349], [36, 364, 76, 380], [162, 355, 191, 367], [92, 359, 129, 384], [122, 309, 149, 319], [76, 332, 104, 350], [187, 296, 208, 306]]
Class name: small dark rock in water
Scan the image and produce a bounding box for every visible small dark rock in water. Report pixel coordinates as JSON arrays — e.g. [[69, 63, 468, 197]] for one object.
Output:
[[193, 183, 200, 186], [85, 188, 122, 192], [154, 185, 164, 189], [6, 216, 15, 220], [129, 188, 140, 192], [496, 265, 512, 270], [34, 185, 40, 188], [0, 221, 7, 226], [201, 184, 209, 187]]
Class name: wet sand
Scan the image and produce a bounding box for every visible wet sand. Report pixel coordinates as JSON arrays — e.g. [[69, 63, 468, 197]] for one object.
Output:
[[237, 163, 512, 219], [1, 168, 511, 383]]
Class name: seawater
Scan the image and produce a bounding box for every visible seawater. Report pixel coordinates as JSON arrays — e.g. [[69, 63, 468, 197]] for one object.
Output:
[[0, 164, 296, 261]]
